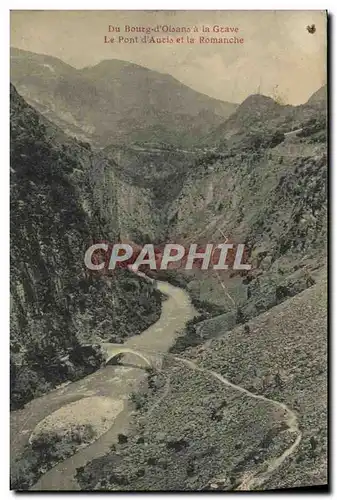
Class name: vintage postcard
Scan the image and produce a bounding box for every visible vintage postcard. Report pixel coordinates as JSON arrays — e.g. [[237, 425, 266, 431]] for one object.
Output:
[[10, 10, 327, 492]]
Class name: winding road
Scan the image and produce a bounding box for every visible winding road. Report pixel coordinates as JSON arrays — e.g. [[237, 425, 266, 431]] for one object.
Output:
[[176, 357, 302, 491], [11, 278, 302, 491]]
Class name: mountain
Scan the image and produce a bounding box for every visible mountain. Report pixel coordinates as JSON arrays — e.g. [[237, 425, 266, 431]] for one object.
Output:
[[159, 83, 327, 332], [73, 84, 327, 492], [306, 84, 327, 107], [10, 47, 238, 148], [218, 94, 289, 135], [96, 83, 327, 351], [100, 86, 327, 317], [10, 84, 162, 410]]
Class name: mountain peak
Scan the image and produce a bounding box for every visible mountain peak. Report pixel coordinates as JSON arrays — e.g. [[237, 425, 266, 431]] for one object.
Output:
[[239, 93, 279, 110], [82, 58, 155, 75], [306, 84, 327, 107]]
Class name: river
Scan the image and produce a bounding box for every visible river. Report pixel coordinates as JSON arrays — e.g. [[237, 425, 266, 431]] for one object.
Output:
[[10, 279, 198, 491]]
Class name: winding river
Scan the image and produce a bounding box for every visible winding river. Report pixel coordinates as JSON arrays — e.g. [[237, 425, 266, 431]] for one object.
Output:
[[11, 280, 198, 491]]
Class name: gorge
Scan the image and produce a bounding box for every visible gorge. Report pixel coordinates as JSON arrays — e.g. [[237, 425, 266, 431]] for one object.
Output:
[[10, 49, 327, 491]]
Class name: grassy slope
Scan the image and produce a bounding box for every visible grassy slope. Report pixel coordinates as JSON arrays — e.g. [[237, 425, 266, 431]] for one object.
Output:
[[11, 48, 237, 148], [196, 275, 328, 489]]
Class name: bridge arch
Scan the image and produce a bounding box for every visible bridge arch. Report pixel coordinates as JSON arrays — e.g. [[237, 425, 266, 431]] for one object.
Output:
[[105, 347, 153, 369]]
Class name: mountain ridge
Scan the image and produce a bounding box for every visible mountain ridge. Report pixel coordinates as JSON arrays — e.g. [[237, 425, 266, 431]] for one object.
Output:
[[10, 47, 238, 148], [201, 84, 327, 146]]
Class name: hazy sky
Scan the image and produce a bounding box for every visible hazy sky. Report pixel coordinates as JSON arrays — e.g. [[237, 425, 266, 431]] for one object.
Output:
[[10, 10, 327, 105]]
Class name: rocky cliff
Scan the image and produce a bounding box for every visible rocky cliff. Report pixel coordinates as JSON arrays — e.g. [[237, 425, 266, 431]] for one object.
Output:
[[163, 87, 327, 346]]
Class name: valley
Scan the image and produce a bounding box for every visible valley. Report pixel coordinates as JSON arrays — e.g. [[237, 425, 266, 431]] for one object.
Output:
[[10, 48, 327, 492]]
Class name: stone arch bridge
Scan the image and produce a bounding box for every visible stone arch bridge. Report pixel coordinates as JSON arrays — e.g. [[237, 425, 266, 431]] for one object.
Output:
[[99, 343, 165, 371]]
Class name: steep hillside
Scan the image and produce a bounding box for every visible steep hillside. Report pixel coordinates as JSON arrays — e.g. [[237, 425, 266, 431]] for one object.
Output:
[[160, 87, 327, 348], [10, 85, 162, 410], [100, 87, 327, 342], [77, 277, 327, 491], [10, 48, 237, 148], [104, 144, 200, 243], [10, 48, 94, 142], [205, 94, 290, 143]]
